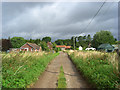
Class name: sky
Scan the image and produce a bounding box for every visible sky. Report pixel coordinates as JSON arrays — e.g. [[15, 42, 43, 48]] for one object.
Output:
[[2, 2, 118, 41]]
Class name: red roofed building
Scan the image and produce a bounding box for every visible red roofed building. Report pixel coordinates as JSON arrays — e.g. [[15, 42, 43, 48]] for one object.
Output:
[[47, 42, 53, 50], [20, 42, 42, 52], [56, 45, 71, 50], [10, 42, 42, 52]]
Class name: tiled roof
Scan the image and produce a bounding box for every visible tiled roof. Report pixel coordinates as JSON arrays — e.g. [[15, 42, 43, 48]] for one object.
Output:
[[56, 45, 71, 48], [56, 45, 66, 48], [27, 42, 40, 50], [65, 46, 71, 49]]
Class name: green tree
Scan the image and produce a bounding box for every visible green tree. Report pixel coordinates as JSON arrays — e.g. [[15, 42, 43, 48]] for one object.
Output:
[[52, 42, 57, 49], [86, 34, 92, 47], [40, 41, 49, 51], [55, 39, 64, 45], [78, 36, 88, 49], [29, 39, 35, 43], [2, 39, 12, 51], [34, 39, 41, 44], [92, 30, 116, 48], [86, 34, 91, 43], [11, 37, 26, 48], [42, 37, 51, 43]]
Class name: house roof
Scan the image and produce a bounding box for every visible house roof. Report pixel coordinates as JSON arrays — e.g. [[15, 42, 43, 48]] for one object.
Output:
[[65, 46, 71, 49], [21, 42, 40, 50], [98, 44, 114, 50], [56, 45, 66, 48], [27, 43, 40, 50], [56, 45, 71, 48]]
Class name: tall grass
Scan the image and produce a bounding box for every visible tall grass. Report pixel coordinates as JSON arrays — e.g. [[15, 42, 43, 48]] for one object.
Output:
[[2, 52, 59, 88], [68, 51, 120, 89]]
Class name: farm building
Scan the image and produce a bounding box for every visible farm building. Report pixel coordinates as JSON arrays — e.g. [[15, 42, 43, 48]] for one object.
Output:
[[10, 42, 42, 52], [97, 44, 114, 52], [56, 45, 71, 50]]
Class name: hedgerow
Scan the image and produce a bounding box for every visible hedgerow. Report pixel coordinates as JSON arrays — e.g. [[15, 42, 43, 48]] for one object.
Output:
[[2, 52, 59, 88], [69, 51, 120, 89]]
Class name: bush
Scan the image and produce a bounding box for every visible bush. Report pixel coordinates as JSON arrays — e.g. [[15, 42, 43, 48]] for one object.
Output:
[[55, 47, 61, 52]]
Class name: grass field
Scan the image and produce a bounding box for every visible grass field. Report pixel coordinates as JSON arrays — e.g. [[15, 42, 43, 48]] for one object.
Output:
[[67, 50, 120, 89], [2, 52, 59, 88]]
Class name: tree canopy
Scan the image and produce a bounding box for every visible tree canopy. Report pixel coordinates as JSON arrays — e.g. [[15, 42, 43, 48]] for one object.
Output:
[[92, 30, 115, 48], [2, 30, 117, 51], [42, 37, 51, 43], [11, 37, 26, 48]]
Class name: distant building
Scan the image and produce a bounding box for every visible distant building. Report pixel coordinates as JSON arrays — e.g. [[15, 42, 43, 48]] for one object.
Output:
[[10, 42, 42, 52], [97, 44, 114, 52], [79, 46, 83, 50], [47, 42, 53, 50], [56, 45, 71, 50]]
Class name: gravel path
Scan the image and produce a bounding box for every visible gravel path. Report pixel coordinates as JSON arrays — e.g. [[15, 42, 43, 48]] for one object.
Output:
[[32, 52, 90, 88]]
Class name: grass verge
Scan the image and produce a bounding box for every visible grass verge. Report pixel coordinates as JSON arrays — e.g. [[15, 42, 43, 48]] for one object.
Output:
[[2, 52, 59, 88], [68, 51, 120, 89], [57, 66, 67, 88]]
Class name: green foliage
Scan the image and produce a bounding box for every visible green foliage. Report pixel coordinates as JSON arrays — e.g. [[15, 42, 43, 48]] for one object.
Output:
[[55, 39, 72, 46], [2, 39, 12, 51], [11, 37, 26, 48], [92, 30, 116, 48], [55, 47, 61, 52], [2, 52, 59, 88], [69, 53, 119, 89], [77, 35, 91, 49], [40, 41, 49, 51], [42, 37, 51, 43], [52, 42, 57, 49], [58, 66, 66, 88]]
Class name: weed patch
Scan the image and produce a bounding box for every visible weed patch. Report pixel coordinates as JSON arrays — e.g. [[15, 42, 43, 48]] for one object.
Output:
[[57, 66, 67, 88]]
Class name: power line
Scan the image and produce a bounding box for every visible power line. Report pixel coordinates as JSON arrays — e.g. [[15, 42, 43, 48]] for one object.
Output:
[[93, 1, 117, 34], [80, 0, 107, 34]]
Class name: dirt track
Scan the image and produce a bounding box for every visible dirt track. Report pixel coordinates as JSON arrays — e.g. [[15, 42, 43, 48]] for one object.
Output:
[[32, 52, 90, 88]]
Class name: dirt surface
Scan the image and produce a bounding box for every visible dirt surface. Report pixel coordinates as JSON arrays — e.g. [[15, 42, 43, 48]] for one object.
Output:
[[32, 52, 90, 88]]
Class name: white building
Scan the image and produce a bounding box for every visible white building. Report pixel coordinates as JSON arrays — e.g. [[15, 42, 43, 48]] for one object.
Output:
[[79, 46, 83, 50]]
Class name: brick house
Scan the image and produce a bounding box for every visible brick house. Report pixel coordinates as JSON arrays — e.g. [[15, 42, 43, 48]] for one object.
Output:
[[10, 42, 41, 52], [20, 42, 41, 51], [47, 42, 53, 50]]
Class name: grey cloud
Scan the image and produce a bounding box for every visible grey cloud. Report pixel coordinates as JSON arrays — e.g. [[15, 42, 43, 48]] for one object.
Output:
[[2, 2, 118, 41]]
